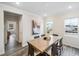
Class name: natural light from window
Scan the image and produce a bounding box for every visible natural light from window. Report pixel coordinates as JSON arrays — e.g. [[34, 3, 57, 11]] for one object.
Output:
[[64, 17, 79, 34]]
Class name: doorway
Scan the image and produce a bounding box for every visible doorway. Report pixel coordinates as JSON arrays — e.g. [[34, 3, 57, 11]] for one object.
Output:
[[4, 11, 22, 53]]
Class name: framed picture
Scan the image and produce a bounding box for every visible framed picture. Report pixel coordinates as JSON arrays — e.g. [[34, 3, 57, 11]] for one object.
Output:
[[7, 21, 16, 31], [32, 20, 40, 35], [9, 24, 14, 30]]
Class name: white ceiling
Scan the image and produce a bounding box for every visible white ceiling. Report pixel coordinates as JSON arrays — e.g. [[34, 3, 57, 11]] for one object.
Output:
[[1, 2, 79, 16]]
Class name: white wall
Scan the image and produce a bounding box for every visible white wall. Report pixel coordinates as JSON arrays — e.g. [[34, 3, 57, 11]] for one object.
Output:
[[44, 12, 79, 49], [63, 34, 79, 49], [44, 17, 64, 36], [0, 7, 5, 55], [0, 4, 44, 55]]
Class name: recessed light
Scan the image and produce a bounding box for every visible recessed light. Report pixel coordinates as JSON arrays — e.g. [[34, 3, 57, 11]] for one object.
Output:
[[68, 5, 72, 9], [16, 2, 20, 5], [44, 13, 47, 17]]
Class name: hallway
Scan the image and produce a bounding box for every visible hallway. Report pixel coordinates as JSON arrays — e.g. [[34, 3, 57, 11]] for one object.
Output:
[[5, 33, 21, 53]]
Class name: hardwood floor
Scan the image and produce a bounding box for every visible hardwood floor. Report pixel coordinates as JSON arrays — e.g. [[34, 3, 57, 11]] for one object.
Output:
[[5, 41, 21, 52], [1, 45, 79, 56], [4, 34, 22, 56], [61, 45, 79, 56], [5, 34, 21, 51], [2, 46, 28, 56]]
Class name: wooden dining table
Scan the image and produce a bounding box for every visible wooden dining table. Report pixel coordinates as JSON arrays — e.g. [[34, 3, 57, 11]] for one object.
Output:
[[28, 35, 62, 56]]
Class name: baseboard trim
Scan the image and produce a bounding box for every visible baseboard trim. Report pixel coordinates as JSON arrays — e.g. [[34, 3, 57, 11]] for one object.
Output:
[[63, 44, 79, 50]]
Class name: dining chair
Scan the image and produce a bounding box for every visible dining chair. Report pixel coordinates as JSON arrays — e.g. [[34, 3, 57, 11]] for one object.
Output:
[[34, 36, 39, 39], [51, 42, 59, 56], [57, 38, 63, 55], [27, 42, 41, 56], [45, 42, 58, 56], [27, 42, 34, 56], [52, 34, 59, 36], [45, 47, 52, 56], [41, 34, 45, 37]]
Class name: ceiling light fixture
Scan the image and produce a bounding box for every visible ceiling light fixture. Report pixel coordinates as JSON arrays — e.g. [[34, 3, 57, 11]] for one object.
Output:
[[44, 13, 47, 17], [16, 2, 20, 5], [68, 5, 72, 9]]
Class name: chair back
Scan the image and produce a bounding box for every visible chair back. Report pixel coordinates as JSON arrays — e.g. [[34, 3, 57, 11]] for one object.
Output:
[[53, 34, 58, 36], [59, 38, 63, 47], [34, 36, 39, 39], [52, 42, 58, 56], [41, 34, 45, 37]]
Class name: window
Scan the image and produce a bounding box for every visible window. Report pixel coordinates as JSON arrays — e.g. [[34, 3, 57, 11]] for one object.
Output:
[[64, 17, 78, 33], [46, 19, 53, 33]]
